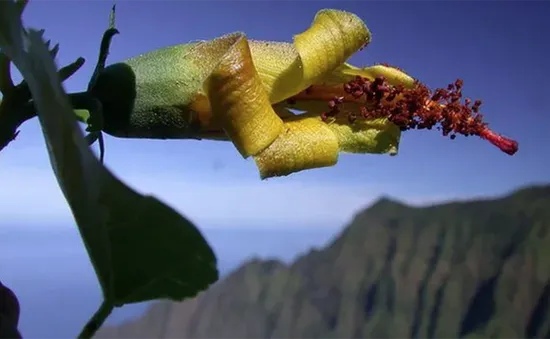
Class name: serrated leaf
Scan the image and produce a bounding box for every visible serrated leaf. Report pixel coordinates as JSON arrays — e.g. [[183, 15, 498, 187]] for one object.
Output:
[[0, 0, 217, 307]]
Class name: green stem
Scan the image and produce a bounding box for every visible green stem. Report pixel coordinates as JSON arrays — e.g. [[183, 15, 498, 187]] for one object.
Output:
[[67, 91, 97, 113], [0, 99, 37, 152], [77, 299, 114, 339]]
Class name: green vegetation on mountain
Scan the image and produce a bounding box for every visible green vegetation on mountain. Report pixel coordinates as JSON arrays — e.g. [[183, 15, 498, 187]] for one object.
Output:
[[96, 185, 550, 338]]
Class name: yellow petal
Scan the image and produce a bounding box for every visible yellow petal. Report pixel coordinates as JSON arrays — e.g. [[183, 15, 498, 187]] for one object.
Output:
[[293, 10, 371, 86], [320, 63, 417, 88], [204, 34, 342, 177], [127, 9, 400, 178], [200, 10, 404, 178], [279, 112, 401, 155], [325, 115, 401, 154], [247, 9, 371, 104], [204, 33, 284, 157], [188, 9, 371, 121], [254, 116, 339, 179]]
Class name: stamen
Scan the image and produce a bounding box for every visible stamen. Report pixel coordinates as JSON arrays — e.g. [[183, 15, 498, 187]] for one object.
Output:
[[321, 76, 518, 155]]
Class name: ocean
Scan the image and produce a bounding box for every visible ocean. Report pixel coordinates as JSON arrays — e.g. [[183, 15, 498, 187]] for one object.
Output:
[[0, 224, 339, 338]]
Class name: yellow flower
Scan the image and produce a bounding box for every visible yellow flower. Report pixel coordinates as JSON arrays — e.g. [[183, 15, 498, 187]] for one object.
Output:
[[124, 9, 414, 179], [120, 8, 516, 179]]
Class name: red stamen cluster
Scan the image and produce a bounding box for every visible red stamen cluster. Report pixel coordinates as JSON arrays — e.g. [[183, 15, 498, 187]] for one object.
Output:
[[320, 76, 518, 155]]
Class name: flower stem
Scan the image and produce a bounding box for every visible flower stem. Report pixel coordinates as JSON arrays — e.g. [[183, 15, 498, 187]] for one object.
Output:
[[77, 299, 114, 339]]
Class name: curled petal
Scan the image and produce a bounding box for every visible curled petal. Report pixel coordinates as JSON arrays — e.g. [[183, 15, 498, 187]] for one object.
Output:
[[205, 34, 284, 157], [187, 9, 372, 112], [254, 117, 339, 179], [198, 10, 399, 177], [322, 63, 416, 88], [325, 115, 400, 154], [204, 32, 400, 177], [249, 9, 371, 103]]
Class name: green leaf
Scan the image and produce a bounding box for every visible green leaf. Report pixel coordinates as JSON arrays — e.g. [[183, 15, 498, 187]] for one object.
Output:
[[99, 179, 219, 304], [0, 0, 217, 310]]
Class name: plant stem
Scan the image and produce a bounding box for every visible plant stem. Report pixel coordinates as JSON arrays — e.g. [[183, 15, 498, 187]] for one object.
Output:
[[77, 299, 114, 339], [0, 99, 37, 152]]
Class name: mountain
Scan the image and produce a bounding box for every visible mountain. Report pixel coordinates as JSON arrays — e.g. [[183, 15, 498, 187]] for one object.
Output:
[[96, 185, 550, 338]]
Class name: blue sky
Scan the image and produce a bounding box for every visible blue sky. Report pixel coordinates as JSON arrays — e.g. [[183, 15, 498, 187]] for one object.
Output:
[[0, 0, 548, 230]]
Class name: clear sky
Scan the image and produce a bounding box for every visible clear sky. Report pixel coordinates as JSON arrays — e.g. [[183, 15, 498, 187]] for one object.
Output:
[[0, 0, 548, 230]]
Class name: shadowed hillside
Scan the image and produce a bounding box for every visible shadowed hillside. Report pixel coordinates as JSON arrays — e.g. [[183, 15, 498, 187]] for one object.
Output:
[[96, 185, 550, 338]]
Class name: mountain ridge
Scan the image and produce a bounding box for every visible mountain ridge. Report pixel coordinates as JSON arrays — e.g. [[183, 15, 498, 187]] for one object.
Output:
[[96, 184, 550, 338]]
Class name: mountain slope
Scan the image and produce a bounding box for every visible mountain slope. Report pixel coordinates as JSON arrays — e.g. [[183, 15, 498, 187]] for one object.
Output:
[[96, 185, 550, 338]]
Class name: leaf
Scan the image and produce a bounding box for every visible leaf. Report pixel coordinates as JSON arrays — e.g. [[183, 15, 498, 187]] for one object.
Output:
[[0, 0, 217, 307], [100, 187, 218, 304]]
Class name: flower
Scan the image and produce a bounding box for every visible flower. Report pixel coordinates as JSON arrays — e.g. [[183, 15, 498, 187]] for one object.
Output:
[[125, 9, 517, 179]]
